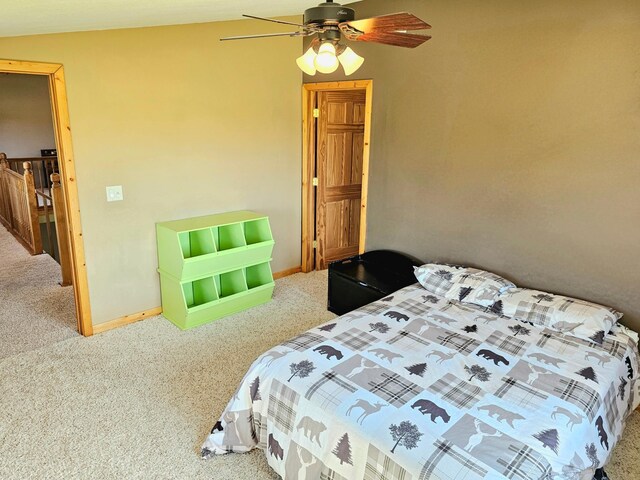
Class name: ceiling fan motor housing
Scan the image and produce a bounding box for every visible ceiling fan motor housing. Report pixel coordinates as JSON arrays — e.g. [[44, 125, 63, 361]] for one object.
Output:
[[304, 2, 355, 25]]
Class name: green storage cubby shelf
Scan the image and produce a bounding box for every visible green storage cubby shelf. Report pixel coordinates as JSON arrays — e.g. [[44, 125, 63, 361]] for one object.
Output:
[[217, 223, 247, 251], [246, 262, 273, 289], [183, 276, 218, 308], [216, 269, 248, 298], [179, 228, 216, 259], [156, 211, 275, 330], [244, 218, 273, 245]]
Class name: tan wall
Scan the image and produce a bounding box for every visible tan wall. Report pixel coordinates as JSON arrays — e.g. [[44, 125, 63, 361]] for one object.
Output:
[[0, 19, 303, 325], [0, 73, 56, 157], [305, 0, 640, 330]]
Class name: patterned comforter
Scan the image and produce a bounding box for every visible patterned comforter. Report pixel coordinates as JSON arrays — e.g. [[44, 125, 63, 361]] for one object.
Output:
[[202, 284, 640, 480]]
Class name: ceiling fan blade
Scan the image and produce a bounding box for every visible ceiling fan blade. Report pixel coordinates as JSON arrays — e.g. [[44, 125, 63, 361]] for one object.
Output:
[[242, 14, 306, 28], [220, 31, 309, 41], [344, 12, 431, 34], [350, 31, 431, 48]]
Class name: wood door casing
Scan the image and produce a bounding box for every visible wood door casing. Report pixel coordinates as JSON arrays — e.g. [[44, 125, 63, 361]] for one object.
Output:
[[316, 89, 366, 270]]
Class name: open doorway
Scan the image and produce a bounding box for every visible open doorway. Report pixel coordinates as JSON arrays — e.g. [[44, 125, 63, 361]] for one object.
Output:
[[0, 74, 65, 266], [301, 80, 373, 272], [0, 59, 92, 337]]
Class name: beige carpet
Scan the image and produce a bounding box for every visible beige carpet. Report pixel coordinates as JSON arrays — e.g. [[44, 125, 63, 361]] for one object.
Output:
[[0, 224, 77, 359], [0, 269, 638, 479]]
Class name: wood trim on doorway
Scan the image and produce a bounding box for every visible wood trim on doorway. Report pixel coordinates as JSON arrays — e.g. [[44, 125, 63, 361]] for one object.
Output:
[[0, 58, 93, 336], [301, 80, 373, 273]]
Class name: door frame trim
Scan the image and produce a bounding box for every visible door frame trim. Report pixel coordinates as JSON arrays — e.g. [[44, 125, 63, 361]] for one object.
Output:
[[0, 58, 93, 336], [301, 80, 373, 272]]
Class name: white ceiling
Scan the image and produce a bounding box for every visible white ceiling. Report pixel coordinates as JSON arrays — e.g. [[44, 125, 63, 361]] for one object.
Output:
[[0, 0, 358, 38]]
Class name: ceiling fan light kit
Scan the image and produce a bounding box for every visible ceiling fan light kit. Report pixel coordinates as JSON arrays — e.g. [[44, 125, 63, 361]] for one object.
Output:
[[296, 47, 318, 75], [222, 1, 431, 76], [315, 42, 340, 73], [297, 42, 364, 76], [338, 47, 365, 76]]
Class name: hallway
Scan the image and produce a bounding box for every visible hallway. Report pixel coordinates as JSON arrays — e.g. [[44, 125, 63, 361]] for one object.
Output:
[[0, 224, 77, 359]]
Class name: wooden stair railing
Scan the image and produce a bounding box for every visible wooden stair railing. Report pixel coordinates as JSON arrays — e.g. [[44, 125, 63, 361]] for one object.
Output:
[[23, 162, 43, 255], [0, 154, 43, 255], [50, 173, 73, 286], [0, 153, 11, 226]]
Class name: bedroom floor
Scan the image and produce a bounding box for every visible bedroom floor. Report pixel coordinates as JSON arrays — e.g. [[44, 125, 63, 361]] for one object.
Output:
[[0, 225, 77, 360], [0, 270, 638, 479]]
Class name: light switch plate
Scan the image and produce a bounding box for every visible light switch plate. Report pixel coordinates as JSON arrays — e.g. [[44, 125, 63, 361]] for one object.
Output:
[[106, 185, 124, 202]]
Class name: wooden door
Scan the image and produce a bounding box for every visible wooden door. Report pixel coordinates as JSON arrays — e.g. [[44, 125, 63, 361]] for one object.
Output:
[[315, 89, 366, 270]]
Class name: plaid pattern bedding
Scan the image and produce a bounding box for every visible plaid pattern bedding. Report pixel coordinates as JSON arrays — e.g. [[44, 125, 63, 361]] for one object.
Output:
[[202, 285, 640, 480]]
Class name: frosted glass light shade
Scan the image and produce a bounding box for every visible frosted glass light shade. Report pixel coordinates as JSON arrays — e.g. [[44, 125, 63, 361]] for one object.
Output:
[[296, 47, 317, 75], [314, 42, 339, 74], [338, 47, 365, 76]]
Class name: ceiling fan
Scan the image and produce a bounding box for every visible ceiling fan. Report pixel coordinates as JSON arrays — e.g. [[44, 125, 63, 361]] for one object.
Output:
[[221, 0, 431, 76]]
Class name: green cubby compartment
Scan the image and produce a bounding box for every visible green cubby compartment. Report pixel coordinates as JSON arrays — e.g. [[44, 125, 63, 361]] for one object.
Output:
[[215, 269, 248, 298], [246, 262, 273, 290], [178, 228, 216, 259], [214, 223, 247, 251], [182, 276, 218, 309], [244, 218, 273, 245]]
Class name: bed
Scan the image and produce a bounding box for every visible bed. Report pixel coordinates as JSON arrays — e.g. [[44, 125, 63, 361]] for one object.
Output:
[[201, 267, 640, 480]]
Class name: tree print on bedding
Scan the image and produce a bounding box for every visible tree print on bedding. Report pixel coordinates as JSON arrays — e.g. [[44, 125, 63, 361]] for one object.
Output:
[[405, 363, 427, 377], [389, 421, 423, 453], [288, 360, 315, 382], [422, 294, 439, 304], [577, 367, 598, 383], [489, 300, 504, 316], [590, 330, 606, 345], [369, 322, 390, 334], [532, 293, 555, 303], [462, 324, 478, 334], [459, 286, 473, 301], [465, 364, 491, 382], [249, 377, 262, 402], [435, 270, 454, 281], [319, 323, 336, 332], [533, 428, 560, 454], [332, 433, 353, 465], [586, 443, 599, 468], [508, 324, 531, 336]]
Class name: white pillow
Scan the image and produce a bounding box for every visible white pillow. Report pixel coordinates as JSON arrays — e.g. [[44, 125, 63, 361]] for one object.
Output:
[[496, 288, 622, 344], [413, 264, 515, 307]]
